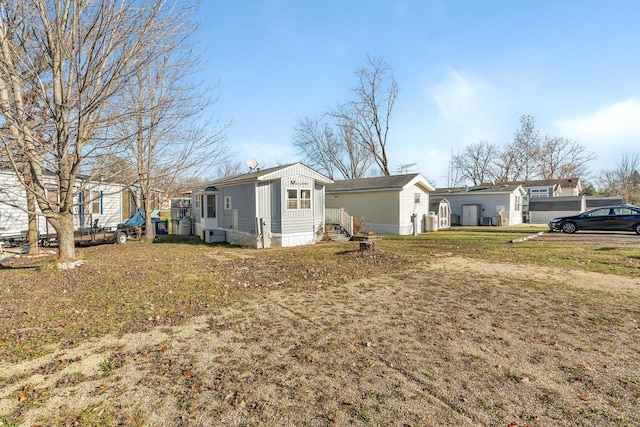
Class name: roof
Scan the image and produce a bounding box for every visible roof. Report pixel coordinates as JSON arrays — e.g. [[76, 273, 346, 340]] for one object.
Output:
[[326, 173, 435, 193], [432, 184, 526, 196], [197, 163, 333, 191], [585, 196, 624, 208], [495, 177, 581, 189]]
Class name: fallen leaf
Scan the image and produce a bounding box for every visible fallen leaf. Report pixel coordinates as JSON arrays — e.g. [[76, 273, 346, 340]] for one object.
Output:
[[183, 370, 192, 376], [579, 395, 589, 401]]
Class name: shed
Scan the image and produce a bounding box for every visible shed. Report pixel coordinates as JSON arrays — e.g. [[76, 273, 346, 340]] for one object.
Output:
[[325, 173, 435, 235], [191, 163, 333, 248], [528, 195, 586, 224], [431, 184, 526, 226], [429, 196, 451, 229]]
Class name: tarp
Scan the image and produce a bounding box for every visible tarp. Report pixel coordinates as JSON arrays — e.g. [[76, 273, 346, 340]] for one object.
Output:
[[124, 209, 145, 227]]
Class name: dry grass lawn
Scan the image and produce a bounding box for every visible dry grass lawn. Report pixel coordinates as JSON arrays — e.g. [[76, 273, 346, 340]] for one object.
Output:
[[1, 231, 639, 426]]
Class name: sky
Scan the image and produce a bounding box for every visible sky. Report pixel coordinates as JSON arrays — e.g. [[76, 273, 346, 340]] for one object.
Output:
[[195, 0, 640, 187]]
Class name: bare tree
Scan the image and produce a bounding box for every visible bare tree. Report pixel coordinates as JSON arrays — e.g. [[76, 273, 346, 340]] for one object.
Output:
[[0, 0, 188, 261], [444, 149, 466, 187], [330, 56, 398, 176], [508, 115, 541, 180], [292, 115, 372, 179], [597, 153, 640, 204], [114, 3, 229, 240], [452, 114, 597, 184], [538, 135, 595, 179], [452, 140, 500, 185]]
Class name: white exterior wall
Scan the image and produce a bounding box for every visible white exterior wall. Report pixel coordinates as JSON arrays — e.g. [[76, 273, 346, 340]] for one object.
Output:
[[437, 192, 523, 226], [398, 187, 430, 234], [530, 210, 584, 224], [1, 171, 128, 239]]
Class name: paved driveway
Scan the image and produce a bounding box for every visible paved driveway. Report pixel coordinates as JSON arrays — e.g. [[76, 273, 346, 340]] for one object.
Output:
[[538, 230, 640, 245]]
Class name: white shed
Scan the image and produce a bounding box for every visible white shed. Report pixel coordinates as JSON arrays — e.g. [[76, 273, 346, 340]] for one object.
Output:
[[325, 174, 435, 235]]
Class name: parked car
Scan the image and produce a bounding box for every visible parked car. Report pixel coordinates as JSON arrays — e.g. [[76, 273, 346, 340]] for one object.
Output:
[[549, 205, 640, 234]]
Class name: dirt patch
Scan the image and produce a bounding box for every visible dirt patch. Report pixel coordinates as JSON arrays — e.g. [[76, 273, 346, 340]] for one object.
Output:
[[1, 255, 639, 426]]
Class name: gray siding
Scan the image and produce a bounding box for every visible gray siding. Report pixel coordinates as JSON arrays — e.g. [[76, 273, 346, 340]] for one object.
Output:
[[257, 180, 282, 234], [281, 173, 317, 234], [221, 183, 257, 233]]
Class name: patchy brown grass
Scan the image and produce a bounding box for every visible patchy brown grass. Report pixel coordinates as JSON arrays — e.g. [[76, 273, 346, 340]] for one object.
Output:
[[1, 231, 640, 426]]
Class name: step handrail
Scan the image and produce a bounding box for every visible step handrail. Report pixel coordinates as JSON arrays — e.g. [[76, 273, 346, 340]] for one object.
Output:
[[326, 208, 353, 237]]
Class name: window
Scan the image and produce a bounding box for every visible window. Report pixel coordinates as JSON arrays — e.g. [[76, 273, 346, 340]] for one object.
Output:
[[300, 189, 311, 209], [195, 194, 201, 208], [530, 188, 549, 198], [414, 193, 421, 203], [224, 196, 232, 210], [589, 208, 609, 217], [287, 189, 298, 209], [206, 194, 216, 218], [91, 191, 103, 214], [514, 195, 521, 211]]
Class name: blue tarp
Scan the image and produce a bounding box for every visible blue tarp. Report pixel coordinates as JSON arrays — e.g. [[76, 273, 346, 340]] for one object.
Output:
[[124, 209, 145, 227]]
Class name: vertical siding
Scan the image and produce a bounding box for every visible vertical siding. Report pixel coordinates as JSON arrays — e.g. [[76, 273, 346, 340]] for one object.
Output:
[[221, 184, 256, 233], [281, 174, 316, 234], [314, 183, 325, 234]]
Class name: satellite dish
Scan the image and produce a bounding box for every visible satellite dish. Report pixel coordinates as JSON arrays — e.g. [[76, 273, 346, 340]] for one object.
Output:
[[245, 159, 259, 171]]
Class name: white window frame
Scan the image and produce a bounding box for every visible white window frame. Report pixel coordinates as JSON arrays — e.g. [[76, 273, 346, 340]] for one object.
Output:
[[206, 194, 216, 218], [224, 196, 232, 210], [300, 189, 311, 209], [414, 193, 421, 204], [286, 189, 298, 210]]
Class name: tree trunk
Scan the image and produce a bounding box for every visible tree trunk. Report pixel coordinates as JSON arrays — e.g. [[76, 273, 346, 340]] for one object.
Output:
[[56, 212, 76, 261], [27, 190, 39, 254]]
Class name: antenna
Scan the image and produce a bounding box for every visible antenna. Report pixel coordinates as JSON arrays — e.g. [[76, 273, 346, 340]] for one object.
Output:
[[245, 159, 259, 171], [397, 163, 417, 174]]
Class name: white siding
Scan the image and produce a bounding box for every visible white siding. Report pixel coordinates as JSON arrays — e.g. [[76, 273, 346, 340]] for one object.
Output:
[[399, 187, 430, 234]]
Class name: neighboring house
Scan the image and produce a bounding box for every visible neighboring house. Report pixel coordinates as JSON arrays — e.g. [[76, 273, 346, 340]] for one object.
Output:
[[429, 196, 451, 230], [191, 163, 333, 248], [528, 195, 586, 224], [499, 177, 583, 199], [325, 174, 435, 235], [431, 184, 526, 226], [0, 169, 142, 241], [495, 177, 582, 222]]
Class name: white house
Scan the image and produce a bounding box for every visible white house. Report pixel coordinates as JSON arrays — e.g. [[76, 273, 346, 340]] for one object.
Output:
[[191, 163, 333, 248], [0, 169, 142, 242], [325, 173, 435, 235], [431, 184, 526, 226]]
